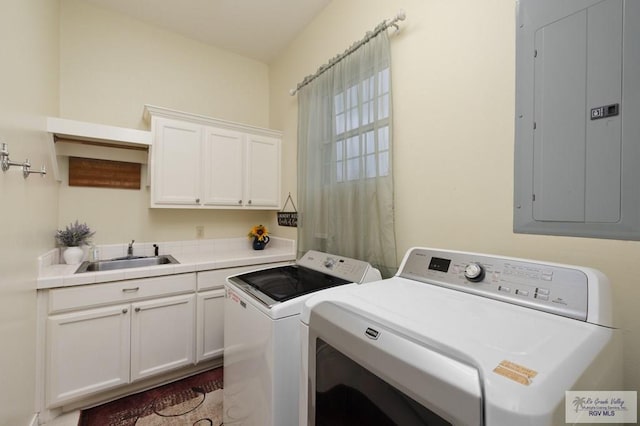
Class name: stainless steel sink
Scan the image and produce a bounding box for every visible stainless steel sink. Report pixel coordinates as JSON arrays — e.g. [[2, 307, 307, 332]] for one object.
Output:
[[75, 255, 179, 273]]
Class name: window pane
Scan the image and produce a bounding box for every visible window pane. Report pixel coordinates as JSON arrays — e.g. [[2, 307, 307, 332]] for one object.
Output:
[[365, 154, 377, 178], [365, 131, 375, 154], [362, 101, 371, 126], [378, 127, 389, 151], [347, 158, 360, 181], [378, 93, 389, 119], [347, 107, 359, 131], [335, 113, 345, 135], [379, 152, 389, 176], [346, 136, 360, 158], [330, 68, 391, 182], [347, 85, 358, 107], [378, 68, 390, 94]]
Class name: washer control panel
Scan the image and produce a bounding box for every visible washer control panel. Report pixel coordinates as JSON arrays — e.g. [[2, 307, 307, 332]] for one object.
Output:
[[298, 250, 375, 283], [399, 248, 590, 321]]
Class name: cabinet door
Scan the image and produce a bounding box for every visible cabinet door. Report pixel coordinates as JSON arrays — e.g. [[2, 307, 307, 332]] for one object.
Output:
[[196, 289, 225, 362], [245, 135, 281, 208], [152, 118, 203, 206], [202, 127, 245, 206], [46, 305, 130, 407], [130, 294, 195, 381]]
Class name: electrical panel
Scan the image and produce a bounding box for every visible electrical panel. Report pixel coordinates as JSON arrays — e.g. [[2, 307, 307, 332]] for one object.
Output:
[[514, 0, 640, 240]]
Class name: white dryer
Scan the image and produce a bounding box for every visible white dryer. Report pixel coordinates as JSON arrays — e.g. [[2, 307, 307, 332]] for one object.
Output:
[[301, 247, 623, 425]]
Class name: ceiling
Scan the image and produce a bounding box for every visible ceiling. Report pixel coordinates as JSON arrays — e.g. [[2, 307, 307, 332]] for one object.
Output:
[[84, 0, 332, 63]]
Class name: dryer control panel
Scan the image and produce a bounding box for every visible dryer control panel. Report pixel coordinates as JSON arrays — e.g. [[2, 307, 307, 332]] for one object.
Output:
[[398, 248, 599, 322]]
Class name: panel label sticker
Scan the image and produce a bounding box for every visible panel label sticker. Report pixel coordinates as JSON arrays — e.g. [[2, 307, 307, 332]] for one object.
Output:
[[493, 360, 538, 386]]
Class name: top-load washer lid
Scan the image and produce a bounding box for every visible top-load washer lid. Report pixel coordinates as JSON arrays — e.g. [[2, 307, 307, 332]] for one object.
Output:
[[227, 250, 382, 310], [233, 265, 350, 302]]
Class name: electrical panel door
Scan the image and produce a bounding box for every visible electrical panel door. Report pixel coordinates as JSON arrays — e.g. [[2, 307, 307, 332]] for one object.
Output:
[[514, 0, 640, 239]]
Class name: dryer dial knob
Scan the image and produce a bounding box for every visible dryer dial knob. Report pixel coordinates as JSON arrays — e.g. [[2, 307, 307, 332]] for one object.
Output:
[[324, 257, 336, 269], [464, 263, 485, 282]]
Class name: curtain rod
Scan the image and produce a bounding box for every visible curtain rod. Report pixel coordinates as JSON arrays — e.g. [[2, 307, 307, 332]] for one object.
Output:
[[289, 10, 406, 96]]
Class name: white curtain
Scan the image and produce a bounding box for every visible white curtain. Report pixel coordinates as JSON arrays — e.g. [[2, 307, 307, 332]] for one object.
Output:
[[297, 30, 397, 277]]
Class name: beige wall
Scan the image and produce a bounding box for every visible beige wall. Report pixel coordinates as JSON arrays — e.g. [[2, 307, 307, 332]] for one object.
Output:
[[0, 1, 60, 424], [58, 0, 276, 244], [59, 0, 271, 130], [270, 0, 640, 391], [1, 1, 636, 422]]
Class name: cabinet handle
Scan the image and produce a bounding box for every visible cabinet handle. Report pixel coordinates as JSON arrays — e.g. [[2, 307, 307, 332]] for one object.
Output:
[[195, 198, 200, 203], [238, 200, 242, 204], [122, 308, 128, 314], [248, 199, 252, 205], [122, 287, 139, 293], [135, 307, 141, 313]]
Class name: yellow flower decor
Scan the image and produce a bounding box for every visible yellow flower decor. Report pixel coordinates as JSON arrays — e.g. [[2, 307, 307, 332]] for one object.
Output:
[[248, 224, 269, 242]]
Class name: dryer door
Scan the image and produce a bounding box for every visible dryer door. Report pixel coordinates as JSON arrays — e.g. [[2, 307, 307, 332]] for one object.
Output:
[[307, 301, 483, 426]]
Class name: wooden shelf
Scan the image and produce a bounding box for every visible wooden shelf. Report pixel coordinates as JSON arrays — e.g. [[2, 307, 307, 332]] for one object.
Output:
[[46, 117, 152, 182]]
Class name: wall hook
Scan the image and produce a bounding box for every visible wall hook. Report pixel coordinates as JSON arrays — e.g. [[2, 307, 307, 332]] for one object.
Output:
[[22, 159, 47, 178], [1, 142, 46, 178]]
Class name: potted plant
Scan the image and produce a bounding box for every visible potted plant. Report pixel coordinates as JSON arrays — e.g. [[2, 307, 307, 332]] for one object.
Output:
[[56, 220, 95, 265], [248, 224, 270, 250]]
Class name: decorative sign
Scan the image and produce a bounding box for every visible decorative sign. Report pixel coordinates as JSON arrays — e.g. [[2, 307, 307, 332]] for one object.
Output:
[[278, 193, 298, 227]]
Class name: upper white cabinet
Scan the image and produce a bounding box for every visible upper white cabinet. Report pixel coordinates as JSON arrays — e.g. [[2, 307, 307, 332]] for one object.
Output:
[[152, 118, 203, 205], [245, 135, 281, 207], [203, 127, 245, 206], [145, 105, 281, 209]]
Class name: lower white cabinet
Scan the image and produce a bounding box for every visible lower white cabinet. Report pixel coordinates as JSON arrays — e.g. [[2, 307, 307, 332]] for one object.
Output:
[[196, 289, 225, 362], [44, 274, 197, 407], [130, 294, 195, 381], [41, 262, 293, 410], [46, 304, 131, 406]]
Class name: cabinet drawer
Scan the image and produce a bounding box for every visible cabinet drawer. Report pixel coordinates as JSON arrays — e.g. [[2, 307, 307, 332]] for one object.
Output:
[[197, 262, 291, 291], [49, 273, 196, 313]]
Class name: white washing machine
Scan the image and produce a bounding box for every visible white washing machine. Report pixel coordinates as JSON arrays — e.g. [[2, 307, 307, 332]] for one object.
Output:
[[301, 247, 623, 425], [223, 250, 381, 426]]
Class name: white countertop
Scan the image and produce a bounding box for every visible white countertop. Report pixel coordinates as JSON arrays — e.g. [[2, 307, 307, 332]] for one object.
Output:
[[37, 237, 296, 289]]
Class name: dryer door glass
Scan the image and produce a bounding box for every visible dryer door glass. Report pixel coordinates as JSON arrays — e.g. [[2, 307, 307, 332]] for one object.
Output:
[[315, 338, 451, 425], [307, 302, 482, 426]]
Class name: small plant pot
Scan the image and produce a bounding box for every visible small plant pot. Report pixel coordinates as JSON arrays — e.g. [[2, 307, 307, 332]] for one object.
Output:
[[63, 246, 84, 265], [252, 236, 270, 250]]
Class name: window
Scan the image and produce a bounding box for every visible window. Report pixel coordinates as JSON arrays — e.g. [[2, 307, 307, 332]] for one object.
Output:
[[329, 68, 390, 183], [297, 29, 397, 276]]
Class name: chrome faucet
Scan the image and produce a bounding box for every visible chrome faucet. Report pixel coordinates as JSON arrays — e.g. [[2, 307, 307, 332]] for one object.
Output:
[[127, 240, 135, 257]]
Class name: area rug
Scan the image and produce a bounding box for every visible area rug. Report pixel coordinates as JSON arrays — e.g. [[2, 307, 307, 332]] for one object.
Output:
[[78, 368, 223, 426]]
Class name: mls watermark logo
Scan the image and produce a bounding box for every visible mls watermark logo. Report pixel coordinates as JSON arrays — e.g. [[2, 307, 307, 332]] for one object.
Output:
[[566, 391, 637, 423]]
